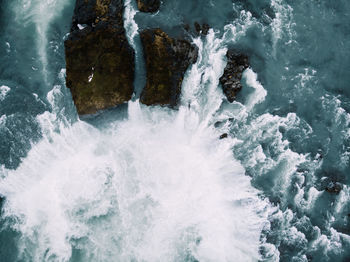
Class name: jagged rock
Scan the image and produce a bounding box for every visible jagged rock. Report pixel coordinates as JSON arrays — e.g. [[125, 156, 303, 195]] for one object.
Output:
[[136, 0, 160, 13], [65, 0, 135, 115], [325, 182, 343, 194], [219, 50, 249, 102], [140, 29, 198, 106]]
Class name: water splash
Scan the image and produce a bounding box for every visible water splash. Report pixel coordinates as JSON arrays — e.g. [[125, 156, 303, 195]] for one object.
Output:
[[0, 95, 270, 261]]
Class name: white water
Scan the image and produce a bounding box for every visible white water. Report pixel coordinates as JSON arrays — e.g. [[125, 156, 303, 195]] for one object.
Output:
[[0, 1, 274, 261], [0, 85, 10, 101], [0, 93, 269, 261]]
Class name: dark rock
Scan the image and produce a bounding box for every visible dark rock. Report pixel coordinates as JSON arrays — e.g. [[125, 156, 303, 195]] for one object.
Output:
[[194, 22, 201, 34], [136, 0, 160, 13], [325, 182, 343, 194], [219, 50, 249, 102], [201, 23, 210, 35], [140, 28, 198, 106], [65, 0, 135, 115], [193, 22, 210, 36], [219, 133, 228, 139]]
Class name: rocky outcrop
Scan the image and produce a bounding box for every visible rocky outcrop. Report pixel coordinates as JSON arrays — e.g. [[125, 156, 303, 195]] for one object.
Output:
[[65, 0, 135, 115], [136, 0, 160, 13], [194, 22, 210, 36], [219, 50, 249, 102], [140, 29, 198, 106]]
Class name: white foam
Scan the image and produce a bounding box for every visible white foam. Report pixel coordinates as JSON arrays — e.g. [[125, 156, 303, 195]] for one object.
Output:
[[230, 111, 308, 206], [123, 0, 139, 49], [320, 95, 350, 168], [0, 85, 10, 101], [270, 0, 294, 57], [0, 115, 7, 127], [0, 100, 269, 261], [77, 24, 86, 30], [243, 68, 267, 111], [310, 227, 349, 257], [5, 42, 11, 53], [181, 29, 227, 125], [223, 10, 255, 44]]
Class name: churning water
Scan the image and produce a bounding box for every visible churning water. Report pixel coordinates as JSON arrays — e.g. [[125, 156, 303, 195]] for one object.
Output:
[[0, 0, 350, 261]]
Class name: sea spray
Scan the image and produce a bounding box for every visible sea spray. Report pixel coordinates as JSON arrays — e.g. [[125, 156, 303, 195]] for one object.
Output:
[[0, 97, 270, 261]]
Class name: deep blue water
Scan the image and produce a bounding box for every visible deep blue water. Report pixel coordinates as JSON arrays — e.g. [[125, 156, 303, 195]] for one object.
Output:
[[0, 0, 350, 261]]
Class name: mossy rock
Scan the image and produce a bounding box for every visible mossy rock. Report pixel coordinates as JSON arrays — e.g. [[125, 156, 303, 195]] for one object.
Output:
[[140, 29, 198, 106], [65, 0, 135, 115]]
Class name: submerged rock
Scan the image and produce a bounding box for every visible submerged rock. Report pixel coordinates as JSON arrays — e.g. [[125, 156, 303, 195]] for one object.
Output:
[[219, 50, 249, 102], [140, 29, 198, 106], [65, 0, 135, 115], [136, 0, 160, 13], [325, 182, 343, 194]]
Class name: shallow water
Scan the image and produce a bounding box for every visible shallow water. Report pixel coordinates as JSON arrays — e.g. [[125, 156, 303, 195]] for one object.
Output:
[[0, 0, 349, 261]]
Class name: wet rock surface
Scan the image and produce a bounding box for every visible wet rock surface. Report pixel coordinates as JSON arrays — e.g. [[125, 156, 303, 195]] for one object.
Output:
[[219, 50, 249, 102], [140, 28, 198, 106], [136, 0, 160, 13], [65, 0, 135, 115]]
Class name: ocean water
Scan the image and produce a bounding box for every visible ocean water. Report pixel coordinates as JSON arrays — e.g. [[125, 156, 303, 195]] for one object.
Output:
[[0, 0, 350, 261]]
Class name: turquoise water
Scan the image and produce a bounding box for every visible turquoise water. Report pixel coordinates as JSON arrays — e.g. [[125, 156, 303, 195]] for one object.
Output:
[[0, 0, 350, 261]]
